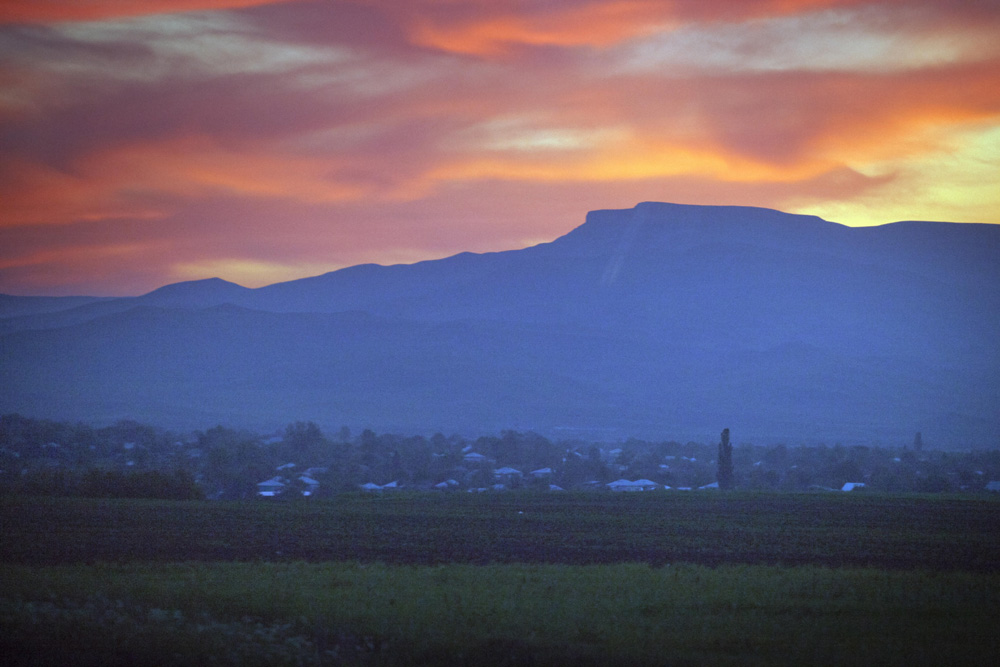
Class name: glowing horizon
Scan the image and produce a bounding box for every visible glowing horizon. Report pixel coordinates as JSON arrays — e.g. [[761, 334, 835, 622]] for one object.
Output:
[[1, 0, 998, 296]]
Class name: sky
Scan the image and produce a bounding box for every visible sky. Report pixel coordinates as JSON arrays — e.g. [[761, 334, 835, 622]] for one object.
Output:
[[1, 0, 999, 296]]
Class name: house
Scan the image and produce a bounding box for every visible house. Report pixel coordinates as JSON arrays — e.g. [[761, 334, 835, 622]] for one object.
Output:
[[434, 479, 460, 490], [841, 482, 866, 491], [608, 479, 660, 491], [358, 480, 400, 493], [298, 475, 320, 496], [530, 467, 554, 479], [257, 476, 287, 497], [985, 481, 1000, 492], [607, 479, 643, 492], [359, 480, 400, 493], [494, 467, 523, 482], [463, 452, 490, 464]]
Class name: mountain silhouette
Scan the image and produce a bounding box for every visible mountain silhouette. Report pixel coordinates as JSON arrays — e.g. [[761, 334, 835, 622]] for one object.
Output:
[[2, 202, 998, 446]]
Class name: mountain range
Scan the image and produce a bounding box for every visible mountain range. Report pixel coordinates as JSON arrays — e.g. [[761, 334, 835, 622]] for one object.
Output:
[[2, 202, 998, 447]]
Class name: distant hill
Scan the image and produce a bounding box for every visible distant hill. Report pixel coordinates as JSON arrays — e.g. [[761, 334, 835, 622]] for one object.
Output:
[[2, 202, 998, 447], [0, 294, 112, 320]]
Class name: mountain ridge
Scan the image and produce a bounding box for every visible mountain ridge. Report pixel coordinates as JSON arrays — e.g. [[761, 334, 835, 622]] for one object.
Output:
[[2, 202, 997, 447]]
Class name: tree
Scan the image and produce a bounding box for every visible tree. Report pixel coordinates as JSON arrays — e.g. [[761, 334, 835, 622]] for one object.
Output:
[[717, 428, 734, 490], [359, 428, 378, 466], [284, 421, 325, 457]]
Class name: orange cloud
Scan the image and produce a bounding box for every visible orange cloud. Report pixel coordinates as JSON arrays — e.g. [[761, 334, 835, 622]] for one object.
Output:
[[0, 137, 370, 227], [596, 56, 1000, 170], [407, 2, 672, 57], [385, 0, 886, 56], [0, 242, 157, 273], [0, 229, 176, 295], [405, 138, 840, 201], [395, 55, 1000, 197], [0, 0, 297, 24], [0, 159, 161, 227], [774, 66, 1000, 166]]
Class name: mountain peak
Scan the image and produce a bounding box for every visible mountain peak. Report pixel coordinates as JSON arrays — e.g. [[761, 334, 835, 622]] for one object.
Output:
[[588, 201, 832, 230], [139, 277, 249, 307], [142, 276, 241, 293], [550, 201, 840, 257]]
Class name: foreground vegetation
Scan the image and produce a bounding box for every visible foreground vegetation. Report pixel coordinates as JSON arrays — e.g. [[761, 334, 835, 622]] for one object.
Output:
[[3, 561, 998, 666], [3, 493, 999, 665]]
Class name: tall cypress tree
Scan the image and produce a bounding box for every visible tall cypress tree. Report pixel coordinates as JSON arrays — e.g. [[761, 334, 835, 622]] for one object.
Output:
[[717, 428, 734, 490]]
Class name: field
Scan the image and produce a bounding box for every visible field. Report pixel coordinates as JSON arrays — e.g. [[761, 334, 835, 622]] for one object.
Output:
[[2, 492, 999, 665]]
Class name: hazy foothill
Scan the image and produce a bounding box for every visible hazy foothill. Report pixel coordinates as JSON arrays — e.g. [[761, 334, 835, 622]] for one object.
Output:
[[3, 203, 1000, 665]]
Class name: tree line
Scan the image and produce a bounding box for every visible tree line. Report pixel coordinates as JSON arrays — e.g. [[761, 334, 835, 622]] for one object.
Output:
[[2, 414, 999, 499]]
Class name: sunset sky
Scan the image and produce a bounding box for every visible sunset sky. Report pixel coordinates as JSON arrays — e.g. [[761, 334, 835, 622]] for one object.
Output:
[[2, 0, 999, 296]]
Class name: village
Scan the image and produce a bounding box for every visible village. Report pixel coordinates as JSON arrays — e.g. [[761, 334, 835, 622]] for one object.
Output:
[[3, 415, 1000, 500]]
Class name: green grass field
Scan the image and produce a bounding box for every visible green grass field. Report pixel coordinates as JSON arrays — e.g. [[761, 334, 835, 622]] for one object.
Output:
[[2, 493, 999, 665]]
